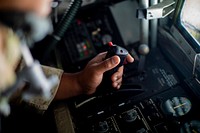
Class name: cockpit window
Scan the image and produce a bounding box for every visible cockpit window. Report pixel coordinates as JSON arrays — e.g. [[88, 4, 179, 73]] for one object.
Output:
[[180, 0, 200, 45]]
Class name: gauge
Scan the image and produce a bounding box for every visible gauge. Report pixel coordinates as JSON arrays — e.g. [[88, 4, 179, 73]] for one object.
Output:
[[120, 109, 138, 123], [180, 120, 200, 133], [162, 97, 192, 117], [92, 121, 109, 133]]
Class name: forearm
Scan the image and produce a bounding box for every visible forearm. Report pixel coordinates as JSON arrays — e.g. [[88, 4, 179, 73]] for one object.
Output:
[[54, 72, 83, 100]]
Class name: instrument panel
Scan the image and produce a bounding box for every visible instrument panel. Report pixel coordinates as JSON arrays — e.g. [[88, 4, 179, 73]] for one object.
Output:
[[67, 48, 200, 133], [57, 4, 200, 133]]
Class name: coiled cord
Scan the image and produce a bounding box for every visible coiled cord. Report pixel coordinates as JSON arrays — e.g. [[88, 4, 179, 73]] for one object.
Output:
[[42, 0, 83, 62]]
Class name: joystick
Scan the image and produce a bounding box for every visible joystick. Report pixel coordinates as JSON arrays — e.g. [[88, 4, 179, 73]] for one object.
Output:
[[104, 42, 129, 76], [96, 42, 129, 95]]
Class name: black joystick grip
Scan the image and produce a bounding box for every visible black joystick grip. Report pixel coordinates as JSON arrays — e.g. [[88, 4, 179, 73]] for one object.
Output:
[[96, 42, 129, 95], [104, 42, 129, 76]]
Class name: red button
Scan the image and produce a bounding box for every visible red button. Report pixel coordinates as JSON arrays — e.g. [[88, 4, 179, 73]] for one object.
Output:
[[108, 42, 113, 47]]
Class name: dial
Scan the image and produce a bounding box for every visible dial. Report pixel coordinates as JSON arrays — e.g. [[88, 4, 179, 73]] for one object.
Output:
[[180, 120, 200, 133], [162, 97, 192, 117], [92, 121, 109, 133], [121, 109, 138, 123]]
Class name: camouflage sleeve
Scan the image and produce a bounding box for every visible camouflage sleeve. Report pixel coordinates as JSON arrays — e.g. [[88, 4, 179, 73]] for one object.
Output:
[[0, 24, 63, 113], [25, 65, 64, 112]]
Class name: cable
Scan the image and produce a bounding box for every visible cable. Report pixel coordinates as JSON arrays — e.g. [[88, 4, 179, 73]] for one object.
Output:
[[42, 0, 83, 62]]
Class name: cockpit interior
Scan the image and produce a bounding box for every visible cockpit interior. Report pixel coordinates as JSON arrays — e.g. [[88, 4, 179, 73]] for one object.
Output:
[[1, 0, 200, 133]]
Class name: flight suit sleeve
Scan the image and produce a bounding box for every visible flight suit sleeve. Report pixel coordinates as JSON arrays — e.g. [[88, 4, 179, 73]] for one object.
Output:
[[24, 65, 64, 112], [0, 24, 63, 113]]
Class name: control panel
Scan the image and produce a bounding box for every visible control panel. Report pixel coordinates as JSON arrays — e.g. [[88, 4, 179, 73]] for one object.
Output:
[[67, 48, 200, 133], [56, 3, 200, 133], [74, 93, 200, 133], [57, 7, 124, 72]]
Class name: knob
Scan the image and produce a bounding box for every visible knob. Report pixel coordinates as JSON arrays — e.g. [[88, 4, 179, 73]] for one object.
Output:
[[138, 44, 149, 55], [93, 121, 109, 133], [121, 109, 138, 123]]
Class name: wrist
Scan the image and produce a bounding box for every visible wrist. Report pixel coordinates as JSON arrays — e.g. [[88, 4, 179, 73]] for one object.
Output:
[[55, 72, 83, 100]]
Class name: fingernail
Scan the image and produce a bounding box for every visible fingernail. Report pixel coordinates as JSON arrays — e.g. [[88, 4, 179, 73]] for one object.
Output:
[[117, 84, 121, 89], [113, 82, 118, 87], [111, 56, 119, 64]]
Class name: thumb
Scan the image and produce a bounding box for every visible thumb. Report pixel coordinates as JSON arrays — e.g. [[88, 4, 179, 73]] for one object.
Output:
[[96, 55, 120, 74]]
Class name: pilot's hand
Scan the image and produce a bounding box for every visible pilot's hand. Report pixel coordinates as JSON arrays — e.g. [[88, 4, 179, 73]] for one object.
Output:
[[78, 52, 134, 95]]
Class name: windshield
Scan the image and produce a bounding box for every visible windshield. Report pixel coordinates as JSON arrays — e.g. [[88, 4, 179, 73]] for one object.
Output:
[[180, 0, 200, 45]]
